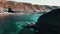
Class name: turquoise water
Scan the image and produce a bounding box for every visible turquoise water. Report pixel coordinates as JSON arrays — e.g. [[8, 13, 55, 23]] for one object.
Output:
[[15, 14, 42, 34], [0, 14, 42, 34]]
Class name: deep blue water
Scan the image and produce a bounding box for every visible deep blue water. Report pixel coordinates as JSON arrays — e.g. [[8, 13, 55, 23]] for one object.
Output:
[[0, 14, 42, 34]]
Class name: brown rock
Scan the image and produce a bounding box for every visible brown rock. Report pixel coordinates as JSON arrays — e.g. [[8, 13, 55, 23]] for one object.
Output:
[[0, 0, 52, 13]]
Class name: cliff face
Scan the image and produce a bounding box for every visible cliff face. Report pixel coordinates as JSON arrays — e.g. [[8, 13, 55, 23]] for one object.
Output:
[[0, 1, 36, 11], [0, 1, 59, 13], [34, 5, 45, 10]]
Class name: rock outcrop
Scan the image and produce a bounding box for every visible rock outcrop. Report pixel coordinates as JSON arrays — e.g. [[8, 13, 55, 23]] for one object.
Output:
[[36, 8, 60, 34]]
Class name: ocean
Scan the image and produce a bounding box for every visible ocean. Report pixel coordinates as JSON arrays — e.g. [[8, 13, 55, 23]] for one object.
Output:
[[0, 14, 42, 34]]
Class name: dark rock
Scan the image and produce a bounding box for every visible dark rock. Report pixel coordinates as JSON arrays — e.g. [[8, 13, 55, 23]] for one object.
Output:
[[36, 8, 60, 34], [8, 8, 13, 13]]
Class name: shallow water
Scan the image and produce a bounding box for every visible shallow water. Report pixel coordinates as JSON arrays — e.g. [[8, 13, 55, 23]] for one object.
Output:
[[0, 14, 42, 34]]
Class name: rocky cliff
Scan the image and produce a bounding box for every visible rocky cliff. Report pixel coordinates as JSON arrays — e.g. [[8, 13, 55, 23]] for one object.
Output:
[[0, 1, 59, 13], [0, 1, 36, 11]]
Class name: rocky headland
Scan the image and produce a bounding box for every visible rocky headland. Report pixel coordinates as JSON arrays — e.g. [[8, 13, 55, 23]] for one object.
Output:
[[0, 0, 59, 14]]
